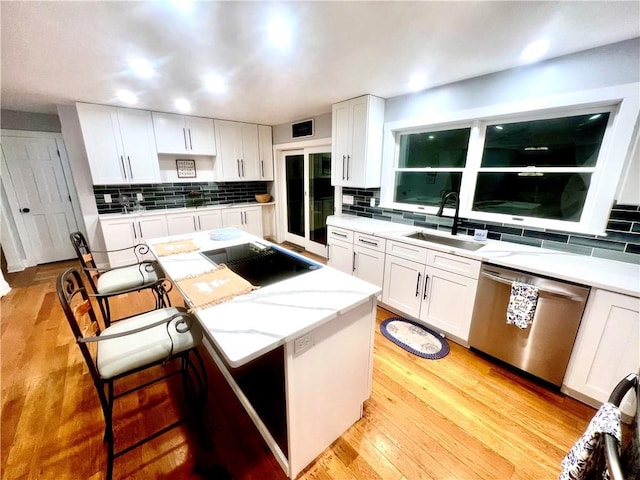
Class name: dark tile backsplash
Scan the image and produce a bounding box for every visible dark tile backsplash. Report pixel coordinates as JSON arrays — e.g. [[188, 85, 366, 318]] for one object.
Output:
[[342, 187, 640, 265], [94, 181, 269, 214]]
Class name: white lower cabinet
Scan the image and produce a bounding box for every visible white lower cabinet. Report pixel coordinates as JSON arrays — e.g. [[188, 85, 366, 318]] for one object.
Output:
[[563, 289, 639, 416], [221, 206, 263, 237], [327, 226, 354, 275], [100, 215, 168, 267], [166, 209, 222, 236], [353, 233, 386, 289], [382, 240, 479, 343]]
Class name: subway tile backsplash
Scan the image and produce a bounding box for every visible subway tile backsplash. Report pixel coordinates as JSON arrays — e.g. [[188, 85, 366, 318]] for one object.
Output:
[[94, 181, 269, 214], [342, 187, 640, 265]]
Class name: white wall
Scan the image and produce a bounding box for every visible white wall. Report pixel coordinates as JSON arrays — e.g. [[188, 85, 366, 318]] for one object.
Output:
[[57, 104, 108, 265]]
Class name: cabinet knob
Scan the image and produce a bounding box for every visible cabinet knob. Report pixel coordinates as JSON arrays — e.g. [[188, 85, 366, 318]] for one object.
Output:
[[20, 207, 30, 213]]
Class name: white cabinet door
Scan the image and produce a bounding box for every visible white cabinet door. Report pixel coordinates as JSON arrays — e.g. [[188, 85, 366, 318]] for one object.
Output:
[[153, 112, 216, 156], [77, 103, 127, 184], [77, 103, 159, 185], [327, 238, 353, 275], [117, 109, 160, 183], [166, 211, 199, 236], [258, 124, 274, 180], [214, 120, 260, 181], [420, 266, 478, 342], [197, 210, 223, 231], [186, 116, 216, 155], [167, 209, 223, 235], [382, 254, 424, 319], [331, 95, 384, 188], [101, 215, 167, 267], [221, 207, 263, 237], [353, 245, 385, 288], [563, 289, 639, 416]]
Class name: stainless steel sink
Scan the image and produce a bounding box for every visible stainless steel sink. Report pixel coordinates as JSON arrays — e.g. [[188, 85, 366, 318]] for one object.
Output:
[[403, 231, 485, 251]]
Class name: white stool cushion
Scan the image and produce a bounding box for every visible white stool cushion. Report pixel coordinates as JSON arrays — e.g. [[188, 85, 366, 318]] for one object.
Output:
[[97, 263, 160, 294], [97, 307, 202, 379]]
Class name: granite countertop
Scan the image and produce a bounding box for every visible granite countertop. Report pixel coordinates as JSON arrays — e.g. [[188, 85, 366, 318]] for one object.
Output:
[[148, 229, 380, 368], [327, 215, 640, 297]]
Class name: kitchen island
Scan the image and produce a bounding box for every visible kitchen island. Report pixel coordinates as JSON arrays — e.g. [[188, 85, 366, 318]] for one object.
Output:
[[147, 229, 381, 479]]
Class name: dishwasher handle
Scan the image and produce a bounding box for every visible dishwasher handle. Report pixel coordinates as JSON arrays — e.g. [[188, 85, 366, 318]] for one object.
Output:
[[481, 270, 586, 301]]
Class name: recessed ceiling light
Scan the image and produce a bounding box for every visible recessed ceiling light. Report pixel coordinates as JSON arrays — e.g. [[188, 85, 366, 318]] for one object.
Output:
[[128, 58, 155, 78], [408, 73, 427, 92], [204, 73, 226, 94], [174, 98, 191, 112], [520, 40, 550, 64], [116, 89, 137, 105], [268, 17, 292, 48]]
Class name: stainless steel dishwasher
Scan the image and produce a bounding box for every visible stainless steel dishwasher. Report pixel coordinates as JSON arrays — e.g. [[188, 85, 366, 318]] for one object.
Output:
[[468, 264, 590, 386]]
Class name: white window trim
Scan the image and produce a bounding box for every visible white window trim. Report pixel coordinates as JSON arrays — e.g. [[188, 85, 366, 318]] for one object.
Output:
[[380, 83, 640, 234]]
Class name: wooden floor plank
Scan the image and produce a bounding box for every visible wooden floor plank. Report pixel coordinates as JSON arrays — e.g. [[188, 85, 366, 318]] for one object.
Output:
[[1, 258, 596, 479]]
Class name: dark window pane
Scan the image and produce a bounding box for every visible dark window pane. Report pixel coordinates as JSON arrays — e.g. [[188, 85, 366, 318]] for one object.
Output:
[[286, 154, 304, 237], [399, 128, 470, 168], [482, 112, 609, 167], [472, 172, 591, 221], [394, 172, 462, 206], [309, 152, 333, 245]]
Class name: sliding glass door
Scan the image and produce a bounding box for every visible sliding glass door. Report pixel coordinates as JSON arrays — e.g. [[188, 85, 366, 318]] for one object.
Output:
[[284, 147, 334, 256]]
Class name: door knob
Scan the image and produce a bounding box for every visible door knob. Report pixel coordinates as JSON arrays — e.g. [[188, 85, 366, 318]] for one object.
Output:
[[20, 207, 30, 213]]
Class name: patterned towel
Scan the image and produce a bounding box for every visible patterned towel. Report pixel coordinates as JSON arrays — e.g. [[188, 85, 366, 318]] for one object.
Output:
[[506, 281, 539, 329], [154, 239, 199, 256], [559, 402, 621, 480]]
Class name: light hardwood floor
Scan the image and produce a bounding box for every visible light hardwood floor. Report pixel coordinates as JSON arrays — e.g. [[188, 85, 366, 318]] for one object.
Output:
[[1, 258, 595, 479]]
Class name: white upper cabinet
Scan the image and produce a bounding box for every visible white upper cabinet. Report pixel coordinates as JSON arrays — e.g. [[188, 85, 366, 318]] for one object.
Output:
[[213, 119, 261, 181], [258, 124, 274, 181], [77, 103, 160, 185], [331, 95, 385, 188], [152, 112, 216, 156]]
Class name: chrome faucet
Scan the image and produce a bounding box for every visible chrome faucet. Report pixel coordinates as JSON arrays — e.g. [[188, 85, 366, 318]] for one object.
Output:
[[436, 191, 460, 235]]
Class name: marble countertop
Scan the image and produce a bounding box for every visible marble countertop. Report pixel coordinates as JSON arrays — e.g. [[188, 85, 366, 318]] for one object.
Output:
[[98, 201, 275, 219], [148, 229, 381, 368], [327, 215, 640, 297]]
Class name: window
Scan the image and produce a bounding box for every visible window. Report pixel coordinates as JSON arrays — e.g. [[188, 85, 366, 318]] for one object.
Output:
[[472, 112, 610, 222], [393, 126, 469, 208], [382, 92, 640, 234]]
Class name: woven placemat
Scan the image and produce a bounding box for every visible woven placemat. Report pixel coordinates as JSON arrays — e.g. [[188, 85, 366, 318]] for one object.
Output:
[[177, 265, 256, 311], [154, 239, 199, 256]]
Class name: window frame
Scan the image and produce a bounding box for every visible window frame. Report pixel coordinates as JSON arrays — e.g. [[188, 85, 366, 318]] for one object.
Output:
[[380, 83, 640, 234]]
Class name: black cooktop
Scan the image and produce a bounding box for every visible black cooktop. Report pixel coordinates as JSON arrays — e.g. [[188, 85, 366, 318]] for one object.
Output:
[[200, 242, 321, 287]]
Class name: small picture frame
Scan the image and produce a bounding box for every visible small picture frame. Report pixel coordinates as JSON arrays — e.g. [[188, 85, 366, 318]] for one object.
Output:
[[176, 159, 196, 178]]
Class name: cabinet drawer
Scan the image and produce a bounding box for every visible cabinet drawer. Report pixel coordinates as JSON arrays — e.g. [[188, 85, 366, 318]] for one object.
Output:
[[427, 250, 480, 279], [354, 233, 386, 252], [385, 240, 427, 264], [328, 226, 353, 243]]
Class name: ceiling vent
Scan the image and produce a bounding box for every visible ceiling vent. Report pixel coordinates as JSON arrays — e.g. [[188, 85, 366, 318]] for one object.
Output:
[[292, 119, 314, 138]]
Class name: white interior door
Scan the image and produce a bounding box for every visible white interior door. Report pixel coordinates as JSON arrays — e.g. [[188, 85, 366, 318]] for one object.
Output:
[[283, 147, 334, 257], [1, 135, 78, 264]]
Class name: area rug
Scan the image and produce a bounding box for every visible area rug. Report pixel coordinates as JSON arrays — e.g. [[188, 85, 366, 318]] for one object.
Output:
[[380, 317, 450, 359]]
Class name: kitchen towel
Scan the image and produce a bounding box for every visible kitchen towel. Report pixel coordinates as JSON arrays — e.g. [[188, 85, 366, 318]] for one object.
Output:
[[177, 265, 257, 311], [558, 402, 621, 480], [154, 238, 199, 257], [506, 281, 539, 329]]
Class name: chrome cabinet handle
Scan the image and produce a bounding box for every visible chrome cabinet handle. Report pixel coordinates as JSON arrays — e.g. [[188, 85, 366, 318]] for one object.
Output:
[[188, 128, 193, 150], [183, 128, 188, 150], [261, 160, 265, 178], [416, 272, 421, 297], [241, 159, 245, 177], [237, 159, 241, 177], [120, 156, 127, 179], [193, 217, 197, 231], [132, 223, 137, 239], [346, 155, 350, 181], [352, 251, 356, 273], [332, 231, 348, 238], [342, 155, 346, 180], [358, 238, 378, 246], [423, 274, 429, 300], [127, 156, 133, 179]]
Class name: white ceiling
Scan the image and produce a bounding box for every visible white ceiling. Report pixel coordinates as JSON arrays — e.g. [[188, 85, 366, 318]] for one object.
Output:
[[2, 1, 639, 126]]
